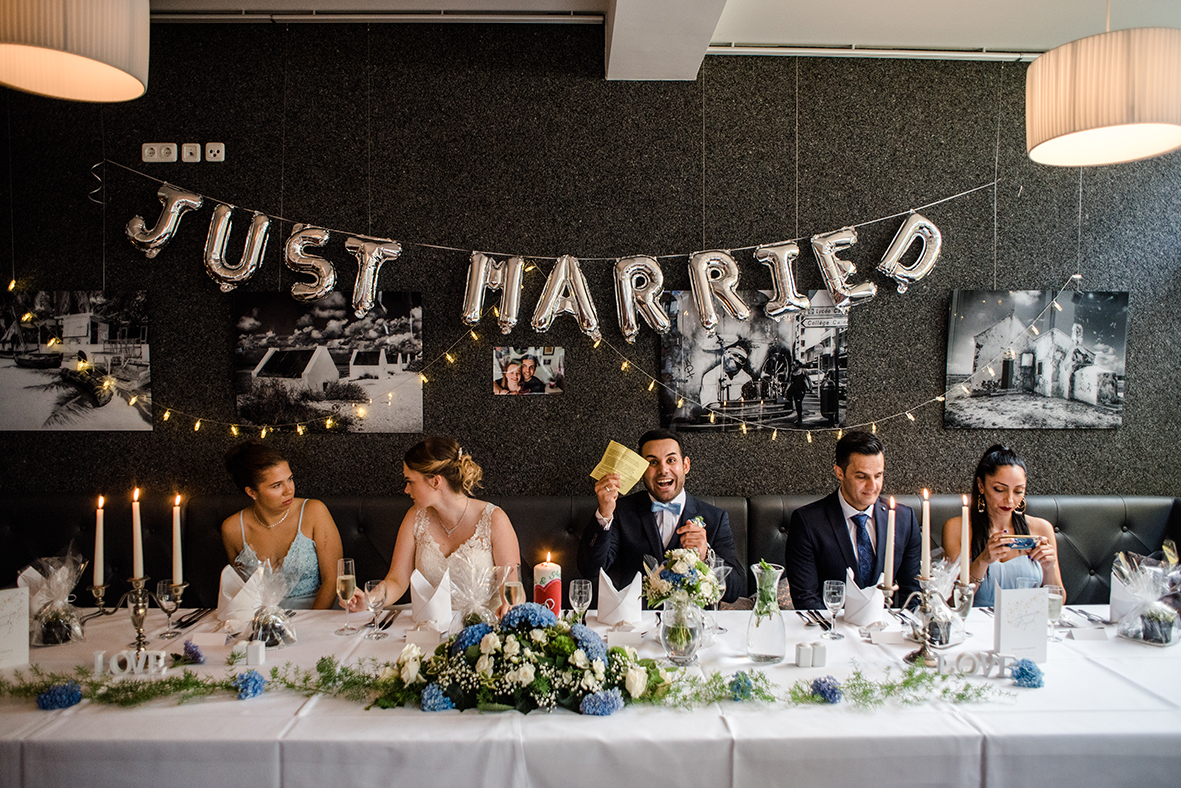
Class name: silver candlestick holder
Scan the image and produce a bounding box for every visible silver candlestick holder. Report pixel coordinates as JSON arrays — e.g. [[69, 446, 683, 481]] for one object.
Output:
[[84, 577, 188, 653], [901, 576, 940, 668], [877, 580, 899, 611]]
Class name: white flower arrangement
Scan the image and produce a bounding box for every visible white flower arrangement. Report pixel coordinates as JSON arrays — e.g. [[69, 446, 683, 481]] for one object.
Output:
[[642, 546, 723, 608]]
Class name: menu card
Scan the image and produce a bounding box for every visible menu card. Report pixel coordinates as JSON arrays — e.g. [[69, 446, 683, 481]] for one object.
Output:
[[0, 587, 30, 669], [994, 585, 1048, 663]]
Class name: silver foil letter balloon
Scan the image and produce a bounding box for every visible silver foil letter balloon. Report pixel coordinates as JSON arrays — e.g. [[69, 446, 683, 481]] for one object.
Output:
[[614, 255, 670, 343], [461, 252, 524, 334], [754, 242, 810, 320], [344, 235, 402, 317], [125, 184, 203, 258], [531, 254, 601, 341], [203, 204, 271, 292], [284, 224, 336, 302], [876, 212, 942, 293], [687, 250, 750, 335], [810, 227, 877, 312]]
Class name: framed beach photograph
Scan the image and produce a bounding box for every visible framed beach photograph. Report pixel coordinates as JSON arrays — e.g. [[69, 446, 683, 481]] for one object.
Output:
[[658, 290, 847, 432], [493, 347, 564, 395], [943, 290, 1128, 429], [0, 290, 151, 431], [232, 291, 423, 432]]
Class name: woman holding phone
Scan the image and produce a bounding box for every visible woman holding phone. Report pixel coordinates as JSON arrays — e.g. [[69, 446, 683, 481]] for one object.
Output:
[[942, 445, 1063, 607]]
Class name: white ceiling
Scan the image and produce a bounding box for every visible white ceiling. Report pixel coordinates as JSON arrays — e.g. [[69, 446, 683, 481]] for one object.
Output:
[[150, 0, 1181, 79]]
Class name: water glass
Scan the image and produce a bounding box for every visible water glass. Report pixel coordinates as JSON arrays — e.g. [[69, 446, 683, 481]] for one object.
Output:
[[156, 580, 180, 640], [822, 580, 845, 640], [364, 580, 388, 640], [569, 579, 592, 624], [1046, 584, 1065, 642]]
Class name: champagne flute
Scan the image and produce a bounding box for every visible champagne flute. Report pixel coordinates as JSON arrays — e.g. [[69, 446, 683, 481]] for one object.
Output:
[[364, 580, 388, 640], [156, 580, 180, 640], [496, 564, 521, 611], [504, 576, 527, 608], [1046, 584, 1065, 642], [569, 579, 592, 624], [335, 558, 358, 635], [822, 580, 845, 640]]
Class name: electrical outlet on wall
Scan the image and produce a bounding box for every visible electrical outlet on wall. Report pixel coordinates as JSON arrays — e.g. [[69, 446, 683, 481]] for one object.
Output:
[[205, 142, 225, 162], [142, 143, 178, 163], [181, 143, 201, 162]]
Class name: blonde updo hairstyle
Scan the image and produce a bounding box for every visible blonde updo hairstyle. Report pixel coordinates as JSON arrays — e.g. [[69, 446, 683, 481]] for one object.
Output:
[[405, 436, 483, 497]]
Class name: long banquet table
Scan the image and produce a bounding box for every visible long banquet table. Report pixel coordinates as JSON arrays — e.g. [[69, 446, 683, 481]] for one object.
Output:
[[2, 606, 1179, 788]]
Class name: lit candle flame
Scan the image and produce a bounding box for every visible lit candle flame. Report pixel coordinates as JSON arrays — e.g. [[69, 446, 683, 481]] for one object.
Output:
[[133, 488, 140, 502], [175, 494, 181, 506], [923, 488, 930, 500], [889, 496, 896, 509], [546, 552, 551, 562], [98, 495, 104, 508]]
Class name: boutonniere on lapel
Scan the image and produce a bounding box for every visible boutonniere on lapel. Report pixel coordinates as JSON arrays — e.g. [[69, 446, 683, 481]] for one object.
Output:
[[686, 516, 706, 530]]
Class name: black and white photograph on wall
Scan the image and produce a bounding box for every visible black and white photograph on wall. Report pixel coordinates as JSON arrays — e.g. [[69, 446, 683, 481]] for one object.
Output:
[[232, 291, 422, 433], [0, 290, 151, 431], [493, 347, 565, 395], [944, 290, 1128, 429], [658, 290, 847, 432]]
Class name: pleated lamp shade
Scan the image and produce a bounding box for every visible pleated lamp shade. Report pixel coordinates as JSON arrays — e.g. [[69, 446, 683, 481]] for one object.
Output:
[[0, 0, 149, 102], [1026, 27, 1181, 166]]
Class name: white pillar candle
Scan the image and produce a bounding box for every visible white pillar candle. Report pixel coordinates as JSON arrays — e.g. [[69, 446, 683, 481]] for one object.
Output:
[[131, 488, 143, 578], [883, 497, 896, 590], [960, 495, 971, 585], [920, 489, 931, 580], [94, 496, 105, 587], [533, 553, 561, 614], [172, 495, 183, 585]]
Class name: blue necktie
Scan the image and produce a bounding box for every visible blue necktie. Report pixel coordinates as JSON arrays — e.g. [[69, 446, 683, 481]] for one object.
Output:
[[652, 501, 682, 515], [852, 513, 876, 587]]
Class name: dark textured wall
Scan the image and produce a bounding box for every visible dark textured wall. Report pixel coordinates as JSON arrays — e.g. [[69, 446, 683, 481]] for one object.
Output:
[[1, 24, 1178, 501]]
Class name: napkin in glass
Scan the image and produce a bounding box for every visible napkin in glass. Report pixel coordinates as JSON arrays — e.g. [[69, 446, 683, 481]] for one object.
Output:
[[597, 569, 642, 628], [842, 567, 884, 627], [410, 568, 452, 630], [216, 563, 266, 633]]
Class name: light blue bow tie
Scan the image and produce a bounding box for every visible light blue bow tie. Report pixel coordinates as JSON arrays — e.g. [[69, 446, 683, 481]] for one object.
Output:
[[652, 501, 682, 515]]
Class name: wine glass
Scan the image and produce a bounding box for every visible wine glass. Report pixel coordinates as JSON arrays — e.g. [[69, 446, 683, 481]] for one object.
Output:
[[569, 579, 592, 624], [495, 564, 521, 611], [822, 580, 845, 640], [364, 580, 388, 640], [1046, 584, 1065, 642], [156, 580, 181, 640], [335, 558, 358, 635], [710, 565, 732, 634]]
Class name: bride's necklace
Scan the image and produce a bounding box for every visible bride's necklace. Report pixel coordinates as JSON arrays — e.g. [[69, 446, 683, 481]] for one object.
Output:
[[254, 504, 291, 530], [439, 498, 471, 537]]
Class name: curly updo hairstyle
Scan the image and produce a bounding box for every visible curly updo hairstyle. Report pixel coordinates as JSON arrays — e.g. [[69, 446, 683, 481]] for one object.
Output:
[[225, 440, 288, 492], [404, 436, 483, 496]]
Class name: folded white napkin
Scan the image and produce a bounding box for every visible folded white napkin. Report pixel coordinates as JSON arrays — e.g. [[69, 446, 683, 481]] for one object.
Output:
[[217, 564, 265, 632], [597, 569, 642, 627], [411, 568, 451, 630], [842, 567, 884, 627], [1109, 570, 1137, 624]]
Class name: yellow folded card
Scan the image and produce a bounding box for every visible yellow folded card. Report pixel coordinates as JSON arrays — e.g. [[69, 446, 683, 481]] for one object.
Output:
[[589, 440, 647, 495]]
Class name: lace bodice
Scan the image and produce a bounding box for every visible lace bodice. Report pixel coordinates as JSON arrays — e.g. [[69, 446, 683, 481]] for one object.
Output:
[[414, 501, 497, 609], [235, 500, 320, 606]]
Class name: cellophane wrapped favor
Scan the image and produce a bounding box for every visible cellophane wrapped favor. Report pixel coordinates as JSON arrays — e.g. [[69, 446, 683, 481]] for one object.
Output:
[[249, 561, 297, 648], [449, 560, 498, 627], [1113, 544, 1180, 647], [909, 559, 966, 647], [20, 542, 86, 646]]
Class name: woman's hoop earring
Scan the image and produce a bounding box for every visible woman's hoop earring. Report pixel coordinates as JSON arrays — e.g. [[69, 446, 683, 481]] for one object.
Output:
[[1016, 499, 1026, 514], [977, 495, 986, 513]]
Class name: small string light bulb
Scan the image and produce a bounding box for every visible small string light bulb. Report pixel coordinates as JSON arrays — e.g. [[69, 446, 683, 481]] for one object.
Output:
[[620, 360, 629, 371], [807, 432, 813, 443], [231, 425, 239, 436], [647, 380, 655, 392], [906, 412, 916, 422], [297, 424, 305, 435], [772, 429, 778, 440], [960, 384, 970, 394], [325, 417, 334, 429], [871, 422, 877, 433], [740, 423, 748, 434], [936, 395, 946, 402], [445, 353, 455, 363], [357, 407, 367, 418], [193, 420, 202, 431], [987, 365, 995, 377], [128, 395, 137, 405], [837, 429, 843, 440], [709, 411, 716, 424], [163, 410, 171, 421], [1052, 300, 1062, 312], [676, 397, 684, 408], [593, 339, 601, 349], [419, 373, 428, 383], [470, 330, 479, 341], [7, 280, 14, 291], [1030, 325, 1040, 335], [259, 426, 267, 438]]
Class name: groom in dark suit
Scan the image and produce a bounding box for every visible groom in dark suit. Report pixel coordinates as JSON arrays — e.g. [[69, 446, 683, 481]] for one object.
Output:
[[786, 431, 922, 610], [579, 429, 744, 603]]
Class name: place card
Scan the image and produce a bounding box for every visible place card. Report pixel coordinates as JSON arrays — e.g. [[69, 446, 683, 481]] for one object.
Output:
[[606, 629, 644, 648], [994, 586, 1048, 663], [0, 587, 30, 669], [1068, 628, 1109, 641], [869, 630, 906, 645], [407, 628, 442, 650], [189, 631, 230, 648]]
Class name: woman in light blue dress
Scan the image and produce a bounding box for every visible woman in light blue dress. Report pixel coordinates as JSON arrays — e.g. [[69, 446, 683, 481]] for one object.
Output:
[[220, 441, 343, 609], [941, 445, 1064, 607]]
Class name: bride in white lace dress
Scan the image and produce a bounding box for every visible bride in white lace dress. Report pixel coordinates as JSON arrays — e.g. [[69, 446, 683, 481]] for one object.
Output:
[[349, 436, 521, 613]]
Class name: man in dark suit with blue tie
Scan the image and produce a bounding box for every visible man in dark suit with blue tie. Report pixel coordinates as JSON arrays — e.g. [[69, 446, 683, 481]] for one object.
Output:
[[579, 429, 744, 603], [786, 431, 922, 610]]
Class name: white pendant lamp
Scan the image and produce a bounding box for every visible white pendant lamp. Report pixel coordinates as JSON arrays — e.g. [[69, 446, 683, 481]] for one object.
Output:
[[0, 0, 149, 102], [1026, 26, 1181, 166]]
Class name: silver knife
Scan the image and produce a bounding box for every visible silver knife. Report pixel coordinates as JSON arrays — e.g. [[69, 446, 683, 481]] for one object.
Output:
[[378, 609, 402, 630], [808, 610, 832, 631], [796, 610, 817, 626]]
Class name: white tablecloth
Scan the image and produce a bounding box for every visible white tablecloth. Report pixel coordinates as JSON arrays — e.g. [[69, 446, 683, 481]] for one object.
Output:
[[2, 606, 1179, 788]]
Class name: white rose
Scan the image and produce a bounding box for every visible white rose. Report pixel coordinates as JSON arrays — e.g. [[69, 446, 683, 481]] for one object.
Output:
[[671, 559, 689, 575], [400, 656, 421, 685], [480, 632, 501, 654], [517, 663, 536, 686], [625, 665, 648, 698], [592, 659, 605, 680], [571, 648, 589, 669], [531, 629, 547, 644], [503, 635, 520, 657], [523, 647, 535, 659], [398, 643, 422, 664], [379, 665, 398, 682], [476, 654, 495, 676], [622, 645, 638, 661], [580, 670, 602, 691]]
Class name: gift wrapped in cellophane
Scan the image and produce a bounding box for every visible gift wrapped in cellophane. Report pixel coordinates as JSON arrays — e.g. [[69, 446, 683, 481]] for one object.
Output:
[[249, 560, 297, 648], [1113, 542, 1180, 647], [19, 542, 87, 646]]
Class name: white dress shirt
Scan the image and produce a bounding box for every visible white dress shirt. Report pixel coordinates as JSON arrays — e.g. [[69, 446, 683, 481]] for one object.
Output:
[[596, 489, 687, 549], [836, 489, 877, 563]]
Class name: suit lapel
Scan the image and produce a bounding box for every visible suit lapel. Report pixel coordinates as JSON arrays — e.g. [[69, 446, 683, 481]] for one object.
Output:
[[825, 491, 857, 573], [635, 496, 664, 558], [668, 496, 699, 551]]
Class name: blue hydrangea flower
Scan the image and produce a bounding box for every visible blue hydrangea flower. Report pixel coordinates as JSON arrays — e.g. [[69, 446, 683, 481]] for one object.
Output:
[[811, 676, 842, 704], [231, 670, 267, 700], [499, 603, 558, 631], [182, 639, 205, 664], [451, 622, 495, 655], [729, 671, 754, 701], [36, 682, 82, 710], [570, 623, 608, 664], [1010, 659, 1044, 688], [579, 687, 624, 716], [421, 683, 455, 712]]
